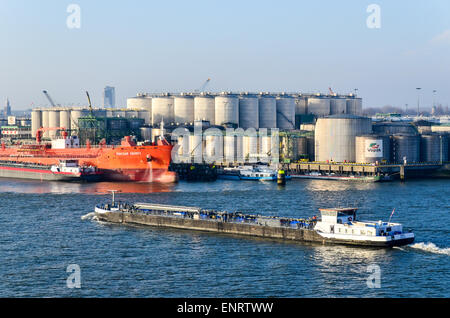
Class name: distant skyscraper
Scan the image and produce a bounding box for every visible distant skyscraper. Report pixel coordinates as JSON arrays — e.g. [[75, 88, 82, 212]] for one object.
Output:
[[103, 86, 116, 108], [4, 97, 11, 117]]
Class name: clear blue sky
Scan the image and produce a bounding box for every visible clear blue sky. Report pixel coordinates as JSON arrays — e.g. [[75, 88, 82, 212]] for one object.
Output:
[[1, 0, 449, 110]]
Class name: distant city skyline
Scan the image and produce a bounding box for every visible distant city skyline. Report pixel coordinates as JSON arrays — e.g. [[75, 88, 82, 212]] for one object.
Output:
[[0, 1, 449, 110]]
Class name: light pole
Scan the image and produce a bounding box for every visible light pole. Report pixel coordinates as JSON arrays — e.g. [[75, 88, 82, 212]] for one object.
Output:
[[432, 90, 437, 115], [416, 88, 422, 116]]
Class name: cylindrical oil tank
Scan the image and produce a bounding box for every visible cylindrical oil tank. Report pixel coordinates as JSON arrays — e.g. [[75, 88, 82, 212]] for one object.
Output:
[[295, 136, 308, 157], [420, 134, 448, 163], [391, 134, 420, 163], [48, 109, 60, 139], [346, 97, 363, 115], [294, 96, 307, 115], [243, 134, 259, 162], [306, 135, 315, 161], [223, 135, 237, 163], [59, 109, 71, 131], [258, 94, 277, 129], [307, 96, 330, 116], [152, 95, 174, 125], [355, 135, 391, 164], [215, 93, 239, 126], [204, 131, 223, 163], [315, 115, 372, 162], [259, 135, 273, 159], [127, 95, 152, 113], [373, 122, 418, 135], [41, 109, 50, 138], [330, 97, 347, 115], [189, 134, 204, 162], [137, 110, 151, 124], [140, 127, 152, 141], [238, 94, 259, 129], [175, 134, 191, 163], [174, 94, 195, 124], [276, 95, 295, 130], [31, 109, 42, 138], [70, 109, 89, 135], [194, 94, 215, 124]]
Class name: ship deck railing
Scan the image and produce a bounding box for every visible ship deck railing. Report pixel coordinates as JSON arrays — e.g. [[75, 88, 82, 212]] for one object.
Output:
[[124, 205, 316, 230]]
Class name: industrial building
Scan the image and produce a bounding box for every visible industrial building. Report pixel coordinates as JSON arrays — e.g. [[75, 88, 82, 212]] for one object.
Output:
[[28, 90, 450, 167]]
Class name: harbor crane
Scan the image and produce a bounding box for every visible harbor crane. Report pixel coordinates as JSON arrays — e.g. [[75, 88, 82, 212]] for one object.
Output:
[[85, 91, 93, 113], [195, 78, 211, 93], [42, 90, 60, 107]]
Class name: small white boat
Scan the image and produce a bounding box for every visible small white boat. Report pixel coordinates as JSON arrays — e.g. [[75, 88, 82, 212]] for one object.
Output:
[[219, 165, 291, 181]]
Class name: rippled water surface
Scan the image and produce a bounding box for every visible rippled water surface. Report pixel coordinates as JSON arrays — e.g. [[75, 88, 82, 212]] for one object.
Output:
[[0, 178, 448, 297]]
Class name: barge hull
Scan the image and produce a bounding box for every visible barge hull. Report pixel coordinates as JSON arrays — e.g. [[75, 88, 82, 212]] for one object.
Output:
[[0, 166, 92, 181], [95, 212, 409, 247]]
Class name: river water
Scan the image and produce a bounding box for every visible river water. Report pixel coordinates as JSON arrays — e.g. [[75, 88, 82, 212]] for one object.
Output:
[[0, 178, 448, 297]]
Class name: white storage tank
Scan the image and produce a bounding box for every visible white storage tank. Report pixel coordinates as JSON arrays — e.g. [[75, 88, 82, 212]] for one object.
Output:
[[223, 129, 245, 163], [189, 134, 204, 163], [31, 109, 42, 138], [127, 94, 152, 113], [355, 135, 391, 164], [137, 110, 151, 124], [174, 133, 191, 163], [48, 109, 60, 139], [194, 93, 215, 124], [258, 94, 277, 129], [204, 129, 223, 163], [315, 115, 372, 162], [215, 93, 239, 126], [174, 94, 195, 124], [59, 109, 71, 131], [330, 97, 347, 115], [243, 131, 259, 162], [152, 95, 174, 125], [238, 93, 259, 129], [70, 109, 89, 135], [140, 127, 152, 141], [294, 95, 307, 115], [41, 109, 50, 138], [276, 95, 295, 130], [346, 96, 363, 115], [259, 134, 274, 163], [307, 96, 331, 116]]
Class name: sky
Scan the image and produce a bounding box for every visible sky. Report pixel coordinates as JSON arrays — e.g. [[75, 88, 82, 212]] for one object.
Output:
[[0, 0, 449, 111]]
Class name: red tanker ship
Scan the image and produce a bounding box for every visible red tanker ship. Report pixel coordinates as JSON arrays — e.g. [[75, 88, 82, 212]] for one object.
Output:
[[0, 129, 177, 183]]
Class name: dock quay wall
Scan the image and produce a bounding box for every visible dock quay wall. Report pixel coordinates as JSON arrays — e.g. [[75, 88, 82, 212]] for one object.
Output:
[[97, 212, 324, 243]]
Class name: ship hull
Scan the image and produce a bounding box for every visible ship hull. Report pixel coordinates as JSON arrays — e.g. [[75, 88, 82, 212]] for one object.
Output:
[[0, 165, 101, 182], [0, 143, 175, 183], [95, 211, 414, 248]]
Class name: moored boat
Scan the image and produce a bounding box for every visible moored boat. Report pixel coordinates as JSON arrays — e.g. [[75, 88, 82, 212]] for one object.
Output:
[[0, 126, 176, 183], [218, 165, 292, 181]]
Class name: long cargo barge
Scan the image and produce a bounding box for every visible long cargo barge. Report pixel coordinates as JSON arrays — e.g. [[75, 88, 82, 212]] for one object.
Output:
[[93, 197, 415, 248]]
